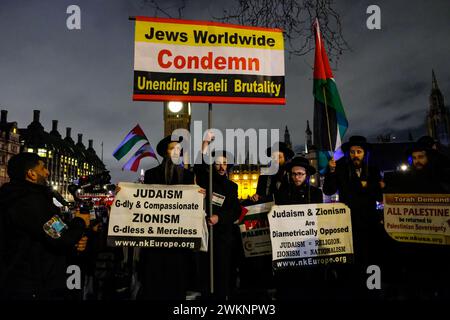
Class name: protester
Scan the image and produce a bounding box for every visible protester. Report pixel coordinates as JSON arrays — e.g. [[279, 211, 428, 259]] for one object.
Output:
[[274, 156, 324, 300], [239, 142, 294, 298], [384, 141, 450, 299], [250, 142, 294, 204], [138, 135, 195, 300], [323, 135, 383, 298], [194, 134, 241, 300], [0, 152, 87, 300]]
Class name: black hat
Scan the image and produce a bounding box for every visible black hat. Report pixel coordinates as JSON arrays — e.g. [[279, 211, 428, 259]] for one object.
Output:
[[266, 142, 294, 160], [341, 135, 371, 153], [156, 135, 183, 157], [285, 156, 316, 175], [417, 136, 436, 149], [405, 142, 431, 157]]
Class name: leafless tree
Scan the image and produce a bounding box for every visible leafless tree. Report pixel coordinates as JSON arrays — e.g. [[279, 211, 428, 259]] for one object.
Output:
[[218, 0, 349, 62], [139, 0, 349, 63]]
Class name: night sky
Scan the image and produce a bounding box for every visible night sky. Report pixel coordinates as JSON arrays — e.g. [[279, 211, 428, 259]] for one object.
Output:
[[1, 0, 449, 183]]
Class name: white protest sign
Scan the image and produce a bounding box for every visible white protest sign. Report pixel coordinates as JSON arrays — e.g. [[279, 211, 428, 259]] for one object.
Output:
[[108, 182, 207, 251], [268, 203, 353, 270]]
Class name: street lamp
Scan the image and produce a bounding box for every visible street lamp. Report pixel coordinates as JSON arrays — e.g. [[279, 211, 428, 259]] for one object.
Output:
[[168, 101, 183, 113]]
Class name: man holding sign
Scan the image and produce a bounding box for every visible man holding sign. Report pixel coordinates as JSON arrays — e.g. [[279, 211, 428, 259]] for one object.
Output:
[[384, 142, 450, 299], [323, 135, 383, 297], [273, 156, 325, 300], [138, 134, 196, 300], [194, 134, 241, 300]]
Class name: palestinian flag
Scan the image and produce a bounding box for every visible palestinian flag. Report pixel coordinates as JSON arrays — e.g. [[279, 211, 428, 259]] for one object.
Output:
[[113, 124, 148, 160], [122, 142, 157, 172], [313, 19, 348, 173]]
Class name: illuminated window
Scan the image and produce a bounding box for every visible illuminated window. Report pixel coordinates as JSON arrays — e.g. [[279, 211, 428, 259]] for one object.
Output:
[[243, 175, 248, 180], [252, 175, 257, 180], [38, 148, 47, 158], [27, 148, 34, 153]]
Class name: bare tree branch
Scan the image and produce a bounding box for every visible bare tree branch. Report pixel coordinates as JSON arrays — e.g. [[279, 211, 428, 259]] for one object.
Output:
[[216, 0, 350, 62], [140, 0, 350, 64], [139, 0, 187, 19]]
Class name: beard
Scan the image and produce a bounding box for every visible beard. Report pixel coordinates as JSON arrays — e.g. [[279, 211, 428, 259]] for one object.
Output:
[[352, 159, 363, 168], [36, 174, 48, 186]]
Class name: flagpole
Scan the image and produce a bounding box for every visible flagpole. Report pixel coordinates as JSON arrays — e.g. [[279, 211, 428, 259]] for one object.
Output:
[[322, 86, 334, 157], [208, 102, 214, 296]]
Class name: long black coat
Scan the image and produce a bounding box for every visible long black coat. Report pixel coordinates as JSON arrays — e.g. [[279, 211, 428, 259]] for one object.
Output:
[[275, 183, 323, 205], [383, 167, 450, 297], [0, 181, 85, 299], [194, 164, 241, 298], [323, 158, 382, 234], [255, 167, 289, 203], [385, 167, 446, 194], [273, 182, 325, 300], [138, 160, 195, 300], [322, 157, 383, 272]]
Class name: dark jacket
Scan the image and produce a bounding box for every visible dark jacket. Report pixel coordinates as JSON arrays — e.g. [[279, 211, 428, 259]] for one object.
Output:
[[385, 166, 447, 194], [255, 166, 289, 203], [194, 164, 241, 240], [275, 183, 323, 205], [194, 163, 241, 298], [273, 182, 325, 300], [0, 180, 85, 299], [323, 157, 382, 232], [144, 158, 194, 185], [139, 159, 195, 300]]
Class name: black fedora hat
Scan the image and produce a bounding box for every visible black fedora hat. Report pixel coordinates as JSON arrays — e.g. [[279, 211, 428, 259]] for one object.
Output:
[[156, 135, 183, 157], [266, 142, 294, 160], [286, 156, 316, 175], [405, 141, 432, 157], [416, 136, 436, 149], [341, 135, 371, 153]]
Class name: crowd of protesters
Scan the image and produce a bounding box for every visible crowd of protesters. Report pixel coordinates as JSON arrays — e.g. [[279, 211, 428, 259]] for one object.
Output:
[[1, 133, 449, 301]]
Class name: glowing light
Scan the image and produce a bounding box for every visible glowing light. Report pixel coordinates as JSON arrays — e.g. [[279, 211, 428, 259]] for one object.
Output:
[[168, 101, 183, 113]]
